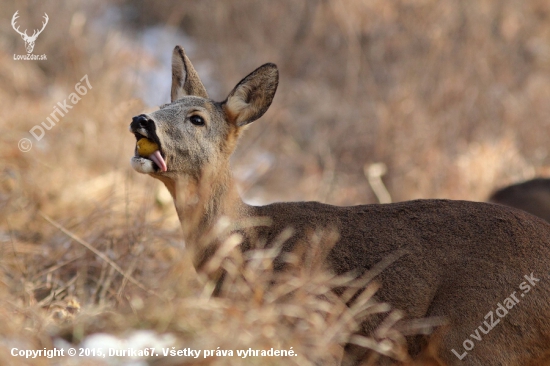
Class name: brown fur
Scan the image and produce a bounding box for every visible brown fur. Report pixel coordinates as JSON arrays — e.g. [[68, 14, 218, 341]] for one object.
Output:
[[171, 45, 208, 101], [489, 178, 550, 223], [130, 46, 550, 365]]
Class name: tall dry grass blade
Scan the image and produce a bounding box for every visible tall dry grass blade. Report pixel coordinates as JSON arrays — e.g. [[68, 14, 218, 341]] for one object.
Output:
[[38, 211, 158, 298], [341, 249, 409, 305], [36, 275, 77, 307]]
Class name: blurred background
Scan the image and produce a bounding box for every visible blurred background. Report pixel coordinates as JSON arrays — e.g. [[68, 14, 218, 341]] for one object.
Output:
[[5, 0, 550, 210], [2, 0, 550, 362]]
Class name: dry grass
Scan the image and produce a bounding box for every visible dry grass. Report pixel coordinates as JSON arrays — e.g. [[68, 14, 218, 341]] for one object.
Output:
[[2, 0, 550, 364]]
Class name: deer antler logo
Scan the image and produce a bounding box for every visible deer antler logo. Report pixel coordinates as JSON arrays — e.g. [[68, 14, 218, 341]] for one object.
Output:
[[11, 11, 49, 54]]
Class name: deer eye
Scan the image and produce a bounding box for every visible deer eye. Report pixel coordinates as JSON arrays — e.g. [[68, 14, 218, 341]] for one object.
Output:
[[189, 115, 205, 126]]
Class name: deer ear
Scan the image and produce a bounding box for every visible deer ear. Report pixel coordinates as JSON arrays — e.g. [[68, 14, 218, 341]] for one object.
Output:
[[223, 63, 278, 127], [171, 45, 208, 101]]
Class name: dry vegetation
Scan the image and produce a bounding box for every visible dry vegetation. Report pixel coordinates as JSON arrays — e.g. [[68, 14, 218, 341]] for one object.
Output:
[[2, 0, 550, 365]]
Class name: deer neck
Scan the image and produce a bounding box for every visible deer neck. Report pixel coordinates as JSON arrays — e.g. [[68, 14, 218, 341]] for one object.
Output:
[[158, 163, 246, 244]]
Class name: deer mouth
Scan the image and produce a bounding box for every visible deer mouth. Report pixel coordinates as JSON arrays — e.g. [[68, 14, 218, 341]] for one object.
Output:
[[130, 130, 168, 173]]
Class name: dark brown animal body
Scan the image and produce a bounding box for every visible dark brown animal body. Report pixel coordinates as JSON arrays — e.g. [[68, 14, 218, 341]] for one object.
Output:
[[130, 46, 550, 365], [251, 199, 550, 365], [490, 178, 550, 223]]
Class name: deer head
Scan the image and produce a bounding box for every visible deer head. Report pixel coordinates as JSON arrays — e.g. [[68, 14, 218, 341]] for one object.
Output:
[[129, 46, 278, 198], [12, 11, 49, 54]]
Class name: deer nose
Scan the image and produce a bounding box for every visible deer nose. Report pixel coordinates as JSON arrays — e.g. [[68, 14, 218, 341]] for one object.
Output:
[[134, 115, 149, 127], [130, 114, 153, 131]]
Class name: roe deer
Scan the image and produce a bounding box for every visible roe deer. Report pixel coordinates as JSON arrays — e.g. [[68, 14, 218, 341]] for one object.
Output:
[[130, 46, 550, 365], [489, 178, 550, 223]]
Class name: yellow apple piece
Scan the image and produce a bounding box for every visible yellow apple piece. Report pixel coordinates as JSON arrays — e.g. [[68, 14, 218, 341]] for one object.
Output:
[[137, 138, 159, 157]]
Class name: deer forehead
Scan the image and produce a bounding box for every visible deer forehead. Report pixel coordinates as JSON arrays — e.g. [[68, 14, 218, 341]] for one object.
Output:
[[153, 97, 225, 124]]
